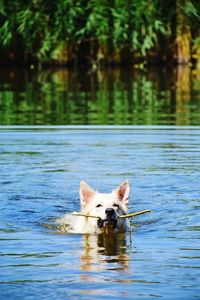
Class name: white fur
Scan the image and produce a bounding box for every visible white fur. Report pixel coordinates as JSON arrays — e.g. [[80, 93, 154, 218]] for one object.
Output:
[[58, 180, 130, 234]]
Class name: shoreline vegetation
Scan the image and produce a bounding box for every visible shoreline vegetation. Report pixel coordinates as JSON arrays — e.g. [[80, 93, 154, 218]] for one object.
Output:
[[0, 0, 200, 69]]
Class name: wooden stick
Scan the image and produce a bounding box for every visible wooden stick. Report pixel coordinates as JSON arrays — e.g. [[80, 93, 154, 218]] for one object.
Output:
[[72, 209, 151, 219], [119, 209, 152, 218], [71, 212, 99, 218]]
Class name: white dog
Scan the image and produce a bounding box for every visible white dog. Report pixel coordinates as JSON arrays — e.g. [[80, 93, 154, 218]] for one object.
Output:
[[58, 180, 130, 234]]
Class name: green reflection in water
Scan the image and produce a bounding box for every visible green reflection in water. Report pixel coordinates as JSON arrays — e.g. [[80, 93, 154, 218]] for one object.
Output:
[[0, 67, 199, 125]]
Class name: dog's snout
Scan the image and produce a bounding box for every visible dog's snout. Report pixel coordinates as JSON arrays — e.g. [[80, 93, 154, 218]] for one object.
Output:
[[105, 208, 115, 216]]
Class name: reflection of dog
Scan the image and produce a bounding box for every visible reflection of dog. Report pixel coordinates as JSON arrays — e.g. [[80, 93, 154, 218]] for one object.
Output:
[[80, 234, 130, 275], [71, 180, 130, 234]]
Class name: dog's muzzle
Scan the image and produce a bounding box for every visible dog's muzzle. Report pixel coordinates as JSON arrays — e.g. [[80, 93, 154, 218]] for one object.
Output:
[[97, 208, 118, 230]]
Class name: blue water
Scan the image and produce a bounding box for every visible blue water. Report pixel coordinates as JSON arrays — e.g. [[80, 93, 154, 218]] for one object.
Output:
[[0, 126, 200, 299]]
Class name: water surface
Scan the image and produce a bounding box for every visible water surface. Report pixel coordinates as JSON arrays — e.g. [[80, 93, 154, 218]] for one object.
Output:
[[0, 66, 200, 125], [0, 126, 200, 299]]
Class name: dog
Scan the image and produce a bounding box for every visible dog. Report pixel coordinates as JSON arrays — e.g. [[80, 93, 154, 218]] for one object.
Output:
[[58, 180, 130, 235]]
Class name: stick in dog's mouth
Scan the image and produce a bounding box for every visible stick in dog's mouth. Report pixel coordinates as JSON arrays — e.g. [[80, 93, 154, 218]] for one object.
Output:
[[72, 209, 152, 234], [72, 209, 152, 219]]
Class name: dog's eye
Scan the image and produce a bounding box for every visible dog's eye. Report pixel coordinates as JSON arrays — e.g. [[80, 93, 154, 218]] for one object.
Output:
[[113, 204, 119, 208], [96, 204, 102, 208]]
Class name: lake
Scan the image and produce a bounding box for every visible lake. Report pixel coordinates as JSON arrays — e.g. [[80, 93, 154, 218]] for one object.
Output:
[[0, 126, 200, 299], [0, 66, 200, 125]]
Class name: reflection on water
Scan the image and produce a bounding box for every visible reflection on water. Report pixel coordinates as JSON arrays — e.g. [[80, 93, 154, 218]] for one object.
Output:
[[81, 234, 129, 271], [0, 66, 200, 125], [80, 233, 130, 297]]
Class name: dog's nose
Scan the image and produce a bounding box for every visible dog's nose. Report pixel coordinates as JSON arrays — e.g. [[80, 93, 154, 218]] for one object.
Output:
[[105, 208, 115, 216]]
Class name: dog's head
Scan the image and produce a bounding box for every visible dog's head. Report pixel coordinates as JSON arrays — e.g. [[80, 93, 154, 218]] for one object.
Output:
[[79, 180, 130, 233]]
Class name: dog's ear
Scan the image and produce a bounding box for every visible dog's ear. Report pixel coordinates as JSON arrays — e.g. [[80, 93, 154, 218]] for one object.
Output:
[[80, 181, 96, 208], [115, 180, 130, 205]]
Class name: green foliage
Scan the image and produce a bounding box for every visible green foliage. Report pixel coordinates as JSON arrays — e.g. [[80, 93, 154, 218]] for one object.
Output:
[[0, 20, 12, 45], [184, 0, 200, 19], [85, 0, 110, 42], [0, 0, 199, 64]]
